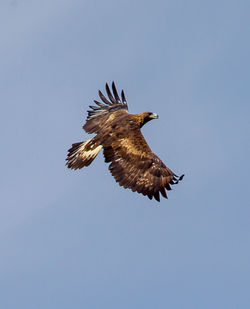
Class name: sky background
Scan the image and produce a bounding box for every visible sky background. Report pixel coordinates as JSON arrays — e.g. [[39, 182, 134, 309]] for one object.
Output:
[[1, 0, 250, 308]]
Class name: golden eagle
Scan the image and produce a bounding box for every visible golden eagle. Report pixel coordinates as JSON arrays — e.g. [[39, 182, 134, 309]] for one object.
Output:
[[66, 82, 184, 201]]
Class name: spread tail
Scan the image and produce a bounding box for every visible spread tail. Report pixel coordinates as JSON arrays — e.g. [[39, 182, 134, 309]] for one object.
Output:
[[66, 139, 102, 170]]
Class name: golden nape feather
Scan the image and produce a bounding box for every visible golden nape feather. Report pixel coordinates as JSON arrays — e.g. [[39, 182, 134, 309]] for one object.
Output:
[[66, 82, 184, 202]]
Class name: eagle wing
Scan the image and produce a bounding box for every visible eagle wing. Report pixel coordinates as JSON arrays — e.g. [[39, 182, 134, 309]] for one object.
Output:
[[83, 82, 128, 134], [103, 129, 183, 202]]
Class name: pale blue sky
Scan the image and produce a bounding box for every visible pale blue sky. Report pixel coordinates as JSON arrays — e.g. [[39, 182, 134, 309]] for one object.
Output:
[[1, 0, 250, 308]]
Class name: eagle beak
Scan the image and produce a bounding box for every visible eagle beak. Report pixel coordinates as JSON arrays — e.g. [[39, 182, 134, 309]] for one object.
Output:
[[150, 113, 159, 119]]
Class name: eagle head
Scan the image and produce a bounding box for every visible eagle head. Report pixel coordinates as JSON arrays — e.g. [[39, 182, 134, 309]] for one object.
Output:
[[140, 112, 159, 127]]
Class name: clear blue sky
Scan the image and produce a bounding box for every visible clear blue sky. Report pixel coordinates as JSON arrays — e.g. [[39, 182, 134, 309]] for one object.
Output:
[[1, 1, 250, 308]]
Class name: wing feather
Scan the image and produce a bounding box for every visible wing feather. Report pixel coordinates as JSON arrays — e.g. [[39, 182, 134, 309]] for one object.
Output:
[[105, 83, 117, 104], [98, 90, 112, 105], [83, 82, 128, 134], [112, 81, 122, 103], [103, 129, 183, 202], [121, 90, 127, 105]]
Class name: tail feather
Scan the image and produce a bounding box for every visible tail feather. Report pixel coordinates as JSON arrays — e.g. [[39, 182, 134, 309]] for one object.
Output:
[[66, 139, 102, 170]]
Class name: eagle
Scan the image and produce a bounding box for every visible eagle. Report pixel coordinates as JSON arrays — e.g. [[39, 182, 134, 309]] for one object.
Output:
[[66, 82, 184, 202]]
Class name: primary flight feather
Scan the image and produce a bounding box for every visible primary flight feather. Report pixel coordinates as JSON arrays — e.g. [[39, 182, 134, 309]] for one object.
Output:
[[66, 82, 184, 202]]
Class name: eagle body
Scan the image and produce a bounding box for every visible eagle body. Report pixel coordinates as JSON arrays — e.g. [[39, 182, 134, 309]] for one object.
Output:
[[66, 82, 184, 202]]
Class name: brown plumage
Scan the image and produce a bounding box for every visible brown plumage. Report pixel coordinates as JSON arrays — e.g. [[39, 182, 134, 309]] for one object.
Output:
[[66, 82, 184, 202]]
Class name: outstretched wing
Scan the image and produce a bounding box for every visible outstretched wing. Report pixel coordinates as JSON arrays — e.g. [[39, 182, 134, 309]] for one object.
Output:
[[83, 82, 128, 134], [103, 129, 184, 202]]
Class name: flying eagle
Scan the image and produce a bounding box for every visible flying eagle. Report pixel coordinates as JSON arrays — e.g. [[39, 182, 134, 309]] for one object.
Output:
[[66, 82, 184, 202]]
